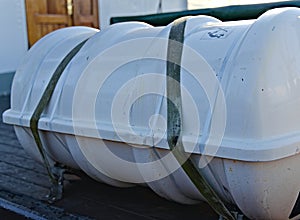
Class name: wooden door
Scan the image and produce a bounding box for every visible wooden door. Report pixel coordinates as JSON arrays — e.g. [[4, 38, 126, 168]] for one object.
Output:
[[73, 0, 99, 27], [25, 0, 99, 46]]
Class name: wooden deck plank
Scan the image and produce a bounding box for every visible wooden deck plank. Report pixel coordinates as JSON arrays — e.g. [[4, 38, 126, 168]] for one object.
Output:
[[0, 144, 32, 160], [0, 173, 49, 200], [0, 161, 50, 188], [0, 153, 47, 175]]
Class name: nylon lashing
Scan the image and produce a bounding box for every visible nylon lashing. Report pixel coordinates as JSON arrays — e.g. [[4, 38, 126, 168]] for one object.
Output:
[[166, 16, 236, 220], [30, 39, 88, 202]]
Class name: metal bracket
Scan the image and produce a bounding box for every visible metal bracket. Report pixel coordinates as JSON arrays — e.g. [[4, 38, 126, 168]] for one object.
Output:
[[67, 0, 73, 16], [219, 212, 244, 220], [46, 163, 66, 203]]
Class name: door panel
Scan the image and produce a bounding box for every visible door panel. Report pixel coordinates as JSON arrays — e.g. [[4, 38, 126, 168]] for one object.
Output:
[[26, 0, 70, 46], [25, 0, 99, 46], [73, 0, 99, 27]]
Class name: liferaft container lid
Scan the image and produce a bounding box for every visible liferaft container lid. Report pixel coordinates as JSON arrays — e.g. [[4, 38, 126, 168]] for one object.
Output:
[[4, 8, 300, 162]]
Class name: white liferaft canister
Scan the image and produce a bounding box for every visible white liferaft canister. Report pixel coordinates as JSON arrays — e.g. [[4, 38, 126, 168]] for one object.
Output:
[[3, 7, 300, 220]]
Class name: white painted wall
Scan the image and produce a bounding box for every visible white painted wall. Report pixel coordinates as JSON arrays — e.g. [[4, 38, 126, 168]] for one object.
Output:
[[188, 0, 290, 9], [0, 0, 28, 74], [98, 0, 188, 29]]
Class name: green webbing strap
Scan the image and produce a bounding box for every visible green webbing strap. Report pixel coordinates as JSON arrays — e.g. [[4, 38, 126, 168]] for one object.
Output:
[[166, 17, 235, 220], [30, 39, 87, 200]]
